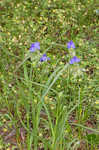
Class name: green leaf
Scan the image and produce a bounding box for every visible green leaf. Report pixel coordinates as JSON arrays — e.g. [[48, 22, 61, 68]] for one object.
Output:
[[86, 134, 99, 144]]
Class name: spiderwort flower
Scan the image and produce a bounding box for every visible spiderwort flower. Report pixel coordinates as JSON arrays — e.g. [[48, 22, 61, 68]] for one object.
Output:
[[40, 54, 50, 62], [69, 56, 80, 64], [67, 41, 75, 49], [30, 42, 40, 52]]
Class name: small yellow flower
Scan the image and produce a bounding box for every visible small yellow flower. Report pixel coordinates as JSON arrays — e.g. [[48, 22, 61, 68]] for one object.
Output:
[[34, 99, 37, 104], [79, 79, 82, 82], [7, 148, 11, 150], [53, 9, 56, 13], [7, 32, 10, 35], [35, 6, 38, 9], [3, 128, 7, 132], [95, 101, 99, 104], [3, 119, 6, 123], [50, 105, 55, 110], [60, 62, 63, 65], [57, 85, 61, 88], [96, 66, 99, 69], [65, 130, 68, 133], [40, 17, 43, 20], [44, 96, 48, 100], [0, 145, 3, 149], [39, 133, 42, 137], [44, 96, 49, 104]]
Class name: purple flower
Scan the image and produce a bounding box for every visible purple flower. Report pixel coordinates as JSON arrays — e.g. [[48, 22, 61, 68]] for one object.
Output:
[[67, 41, 75, 49], [30, 42, 40, 52], [69, 56, 80, 64], [40, 54, 50, 62]]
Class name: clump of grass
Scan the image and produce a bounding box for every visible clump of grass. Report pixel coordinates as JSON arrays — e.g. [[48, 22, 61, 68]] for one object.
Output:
[[0, 0, 98, 149]]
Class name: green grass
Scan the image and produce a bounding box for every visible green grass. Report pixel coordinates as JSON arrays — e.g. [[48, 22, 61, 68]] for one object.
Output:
[[0, 0, 98, 150]]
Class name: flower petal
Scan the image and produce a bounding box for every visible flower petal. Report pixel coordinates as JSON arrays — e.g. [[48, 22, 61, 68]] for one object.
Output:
[[69, 56, 80, 64], [34, 42, 40, 50], [30, 42, 40, 52], [67, 41, 75, 49], [40, 54, 50, 62]]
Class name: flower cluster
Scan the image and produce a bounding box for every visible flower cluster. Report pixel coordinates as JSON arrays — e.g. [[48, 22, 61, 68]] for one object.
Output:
[[29, 41, 80, 64], [69, 56, 80, 64], [67, 41, 80, 64], [40, 54, 50, 62], [29, 42, 50, 62], [67, 40, 75, 49], [30, 42, 40, 52]]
